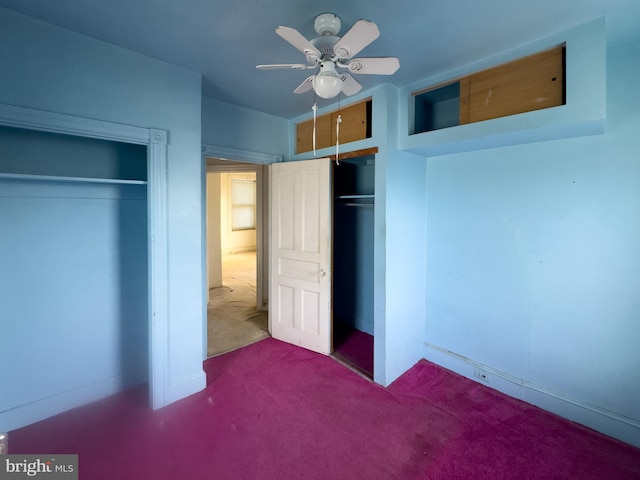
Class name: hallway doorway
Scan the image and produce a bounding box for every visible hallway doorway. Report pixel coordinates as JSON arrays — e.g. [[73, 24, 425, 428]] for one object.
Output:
[[205, 159, 269, 357]]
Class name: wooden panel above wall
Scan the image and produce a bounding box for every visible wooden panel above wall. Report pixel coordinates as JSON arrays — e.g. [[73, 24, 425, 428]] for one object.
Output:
[[411, 45, 565, 135], [331, 100, 369, 145], [296, 99, 371, 154], [296, 114, 332, 154], [467, 46, 565, 123]]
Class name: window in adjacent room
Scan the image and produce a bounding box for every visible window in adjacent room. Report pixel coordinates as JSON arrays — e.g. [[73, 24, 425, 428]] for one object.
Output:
[[230, 178, 256, 231]]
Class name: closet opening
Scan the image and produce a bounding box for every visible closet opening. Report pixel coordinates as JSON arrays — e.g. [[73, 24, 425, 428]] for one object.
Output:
[[0, 124, 150, 419], [331, 154, 375, 379]]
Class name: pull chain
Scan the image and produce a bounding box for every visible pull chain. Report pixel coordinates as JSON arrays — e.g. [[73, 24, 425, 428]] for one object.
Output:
[[335, 92, 342, 165], [335, 114, 341, 165], [312, 102, 318, 157]]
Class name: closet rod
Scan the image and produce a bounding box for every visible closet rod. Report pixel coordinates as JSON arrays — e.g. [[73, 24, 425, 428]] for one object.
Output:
[[0, 172, 147, 185]]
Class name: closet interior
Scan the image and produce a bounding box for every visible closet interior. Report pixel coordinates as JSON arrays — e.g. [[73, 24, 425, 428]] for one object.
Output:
[[332, 154, 375, 378], [0, 125, 149, 419]]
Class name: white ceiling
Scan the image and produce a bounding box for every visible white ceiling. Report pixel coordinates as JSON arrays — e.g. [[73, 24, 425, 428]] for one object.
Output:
[[1, 0, 638, 119]]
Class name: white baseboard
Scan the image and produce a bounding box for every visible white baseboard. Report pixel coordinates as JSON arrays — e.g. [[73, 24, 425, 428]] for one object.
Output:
[[0, 373, 145, 433], [0, 369, 207, 433], [165, 371, 207, 406], [423, 341, 640, 448]]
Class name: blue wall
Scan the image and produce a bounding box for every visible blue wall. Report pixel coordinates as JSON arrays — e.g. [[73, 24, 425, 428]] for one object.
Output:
[[423, 38, 640, 446], [202, 96, 288, 156], [0, 7, 205, 430]]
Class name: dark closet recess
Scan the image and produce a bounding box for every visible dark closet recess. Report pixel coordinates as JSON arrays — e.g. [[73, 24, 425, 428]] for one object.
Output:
[[332, 155, 375, 378]]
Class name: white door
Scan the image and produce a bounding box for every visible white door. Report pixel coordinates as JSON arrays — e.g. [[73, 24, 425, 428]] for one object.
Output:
[[270, 158, 331, 354]]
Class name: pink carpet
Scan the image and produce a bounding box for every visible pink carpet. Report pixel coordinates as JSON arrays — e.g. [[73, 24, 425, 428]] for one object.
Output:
[[332, 321, 374, 377], [9, 338, 640, 479]]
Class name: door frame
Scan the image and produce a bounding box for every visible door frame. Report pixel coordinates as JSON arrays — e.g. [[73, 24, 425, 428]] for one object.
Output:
[[0, 102, 170, 410], [201, 144, 282, 359], [204, 159, 267, 310]]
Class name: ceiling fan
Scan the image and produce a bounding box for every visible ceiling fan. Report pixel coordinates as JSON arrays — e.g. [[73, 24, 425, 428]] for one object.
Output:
[[257, 13, 400, 99]]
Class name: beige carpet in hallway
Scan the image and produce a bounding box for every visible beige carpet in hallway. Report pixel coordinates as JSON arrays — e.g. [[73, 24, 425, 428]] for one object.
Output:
[[207, 252, 269, 357]]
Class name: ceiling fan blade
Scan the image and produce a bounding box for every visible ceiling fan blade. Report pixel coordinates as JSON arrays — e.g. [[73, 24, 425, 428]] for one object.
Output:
[[339, 73, 362, 96], [332, 20, 380, 59], [276, 26, 321, 58], [256, 63, 312, 70], [345, 57, 400, 75], [294, 76, 314, 94]]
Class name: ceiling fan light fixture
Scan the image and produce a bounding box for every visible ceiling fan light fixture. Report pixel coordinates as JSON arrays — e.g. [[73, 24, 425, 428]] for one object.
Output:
[[312, 61, 343, 98], [312, 72, 343, 99], [259, 14, 399, 100]]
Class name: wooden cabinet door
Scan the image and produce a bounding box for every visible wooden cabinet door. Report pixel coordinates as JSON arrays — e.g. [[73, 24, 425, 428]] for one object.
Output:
[[296, 115, 332, 154], [331, 101, 368, 145], [467, 46, 564, 123], [296, 100, 370, 154]]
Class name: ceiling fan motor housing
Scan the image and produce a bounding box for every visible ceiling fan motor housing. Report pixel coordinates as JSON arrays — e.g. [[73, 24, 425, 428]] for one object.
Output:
[[314, 13, 341, 36], [310, 36, 340, 60]]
